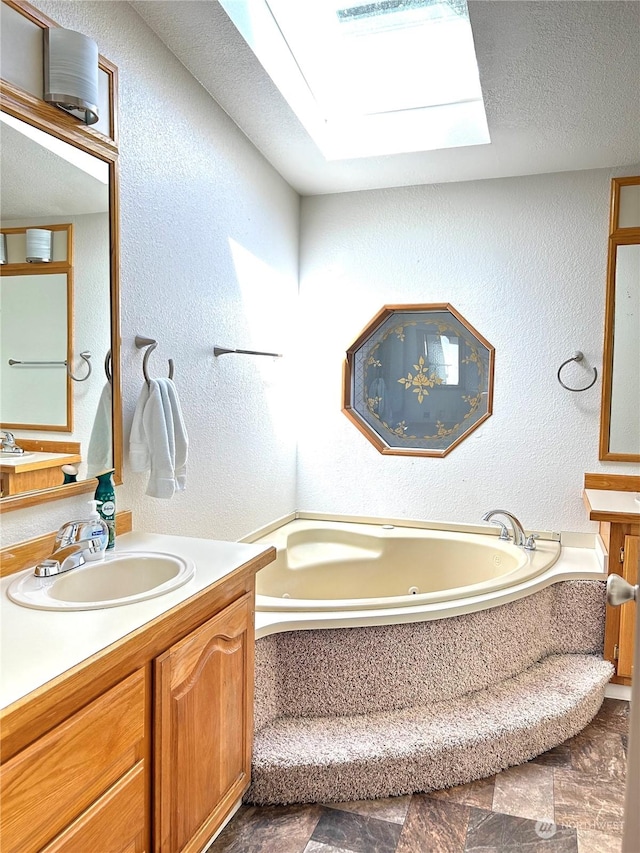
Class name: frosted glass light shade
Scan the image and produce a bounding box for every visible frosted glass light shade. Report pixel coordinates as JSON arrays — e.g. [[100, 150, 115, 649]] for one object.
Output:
[[26, 229, 53, 263], [44, 28, 99, 125], [0, 234, 6, 265]]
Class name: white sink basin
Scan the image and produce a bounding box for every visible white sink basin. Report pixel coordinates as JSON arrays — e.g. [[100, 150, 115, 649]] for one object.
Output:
[[7, 551, 195, 611]]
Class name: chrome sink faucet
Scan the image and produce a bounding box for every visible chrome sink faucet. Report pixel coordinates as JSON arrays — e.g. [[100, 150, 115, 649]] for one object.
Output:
[[34, 518, 105, 577], [482, 509, 537, 550], [1, 431, 24, 454], [35, 539, 102, 577]]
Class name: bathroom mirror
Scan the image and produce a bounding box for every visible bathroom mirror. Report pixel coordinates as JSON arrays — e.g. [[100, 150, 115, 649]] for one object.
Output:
[[343, 304, 494, 457], [1, 271, 71, 429], [1, 224, 75, 430], [0, 7, 120, 511], [599, 176, 640, 462]]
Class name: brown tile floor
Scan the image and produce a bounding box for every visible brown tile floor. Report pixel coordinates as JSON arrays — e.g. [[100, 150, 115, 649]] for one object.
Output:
[[207, 698, 630, 853]]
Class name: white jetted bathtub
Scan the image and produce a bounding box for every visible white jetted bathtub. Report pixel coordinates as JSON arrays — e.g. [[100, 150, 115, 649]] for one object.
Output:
[[251, 516, 566, 613]]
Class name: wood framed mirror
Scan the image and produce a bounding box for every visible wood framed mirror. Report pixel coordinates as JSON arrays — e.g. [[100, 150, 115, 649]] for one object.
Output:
[[0, 0, 121, 511], [599, 176, 640, 462]]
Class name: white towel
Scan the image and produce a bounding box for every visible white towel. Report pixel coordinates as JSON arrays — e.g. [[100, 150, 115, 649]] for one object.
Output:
[[129, 377, 188, 499], [86, 382, 113, 478]]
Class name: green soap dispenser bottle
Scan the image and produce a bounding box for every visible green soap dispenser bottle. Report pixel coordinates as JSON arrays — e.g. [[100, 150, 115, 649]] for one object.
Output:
[[95, 469, 116, 550]]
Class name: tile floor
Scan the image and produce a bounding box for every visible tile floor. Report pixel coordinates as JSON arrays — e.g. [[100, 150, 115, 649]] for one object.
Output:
[[208, 698, 631, 853]]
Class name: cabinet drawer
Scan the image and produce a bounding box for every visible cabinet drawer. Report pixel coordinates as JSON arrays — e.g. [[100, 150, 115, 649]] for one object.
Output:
[[0, 668, 146, 853], [41, 762, 147, 853]]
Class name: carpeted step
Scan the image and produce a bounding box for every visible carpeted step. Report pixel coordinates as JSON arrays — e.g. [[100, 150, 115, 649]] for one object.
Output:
[[247, 653, 613, 805]]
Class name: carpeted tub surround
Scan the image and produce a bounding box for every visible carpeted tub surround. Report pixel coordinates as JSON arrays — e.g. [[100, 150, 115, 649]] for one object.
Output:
[[247, 580, 613, 805]]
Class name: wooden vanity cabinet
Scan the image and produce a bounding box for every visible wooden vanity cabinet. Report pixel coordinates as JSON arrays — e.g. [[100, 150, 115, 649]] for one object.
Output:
[[584, 474, 640, 684], [155, 594, 254, 853], [0, 668, 148, 853], [616, 534, 638, 679], [600, 523, 638, 682], [0, 545, 275, 853]]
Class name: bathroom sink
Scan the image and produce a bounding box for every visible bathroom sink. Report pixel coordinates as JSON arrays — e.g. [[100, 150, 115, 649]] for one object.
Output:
[[0, 451, 34, 460], [7, 551, 195, 611]]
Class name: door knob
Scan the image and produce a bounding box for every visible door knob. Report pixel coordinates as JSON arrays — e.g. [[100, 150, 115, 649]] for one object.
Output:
[[607, 573, 638, 607]]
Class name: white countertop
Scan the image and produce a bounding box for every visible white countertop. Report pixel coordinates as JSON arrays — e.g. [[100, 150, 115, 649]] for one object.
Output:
[[0, 451, 81, 471], [0, 531, 271, 710], [584, 488, 640, 518]]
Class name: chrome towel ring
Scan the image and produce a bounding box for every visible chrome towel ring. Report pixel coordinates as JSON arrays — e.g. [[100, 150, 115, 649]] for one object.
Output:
[[66, 351, 92, 382], [135, 335, 174, 385], [557, 351, 598, 392]]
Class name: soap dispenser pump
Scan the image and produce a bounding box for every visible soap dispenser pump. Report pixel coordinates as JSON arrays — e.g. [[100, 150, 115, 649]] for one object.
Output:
[[85, 499, 109, 560]]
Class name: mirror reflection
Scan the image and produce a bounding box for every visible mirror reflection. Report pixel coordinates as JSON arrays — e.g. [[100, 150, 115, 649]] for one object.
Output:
[[600, 176, 640, 462], [0, 112, 113, 496], [608, 242, 640, 456], [1, 270, 70, 428], [344, 304, 494, 457]]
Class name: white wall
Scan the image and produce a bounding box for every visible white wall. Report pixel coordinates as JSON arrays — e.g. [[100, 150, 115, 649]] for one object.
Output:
[[296, 168, 640, 534], [1, 1, 299, 547]]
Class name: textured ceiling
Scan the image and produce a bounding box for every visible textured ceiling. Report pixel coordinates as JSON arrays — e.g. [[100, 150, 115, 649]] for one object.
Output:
[[130, 0, 640, 196]]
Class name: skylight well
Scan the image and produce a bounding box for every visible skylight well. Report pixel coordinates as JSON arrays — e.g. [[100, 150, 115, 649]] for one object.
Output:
[[220, 0, 490, 160]]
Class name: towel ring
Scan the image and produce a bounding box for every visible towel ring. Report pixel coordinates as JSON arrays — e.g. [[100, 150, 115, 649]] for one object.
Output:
[[104, 349, 112, 383], [557, 351, 598, 392], [135, 336, 174, 385], [67, 351, 92, 382]]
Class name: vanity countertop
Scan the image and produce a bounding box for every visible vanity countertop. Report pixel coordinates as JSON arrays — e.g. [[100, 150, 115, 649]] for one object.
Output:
[[583, 488, 640, 524], [0, 530, 274, 710], [0, 451, 82, 472]]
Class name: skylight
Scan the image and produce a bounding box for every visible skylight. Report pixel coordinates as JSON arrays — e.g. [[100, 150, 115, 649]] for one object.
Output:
[[220, 0, 490, 160]]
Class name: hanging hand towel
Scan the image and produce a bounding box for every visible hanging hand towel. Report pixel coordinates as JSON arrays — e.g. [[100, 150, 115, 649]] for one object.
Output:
[[129, 382, 151, 474], [86, 382, 113, 478], [162, 377, 188, 492], [128, 378, 188, 498]]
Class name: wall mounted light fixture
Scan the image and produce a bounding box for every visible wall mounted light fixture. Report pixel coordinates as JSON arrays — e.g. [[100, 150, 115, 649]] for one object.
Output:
[[43, 28, 100, 126], [26, 229, 53, 263], [0, 234, 7, 265]]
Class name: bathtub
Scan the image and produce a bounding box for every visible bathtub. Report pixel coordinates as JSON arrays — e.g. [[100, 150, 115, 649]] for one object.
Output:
[[246, 515, 607, 635], [245, 515, 610, 805], [251, 517, 559, 611]]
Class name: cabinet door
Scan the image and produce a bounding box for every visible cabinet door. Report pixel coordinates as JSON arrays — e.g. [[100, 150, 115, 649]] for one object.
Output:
[[618, 535, 638, 679], [155, 594, 254, 853]]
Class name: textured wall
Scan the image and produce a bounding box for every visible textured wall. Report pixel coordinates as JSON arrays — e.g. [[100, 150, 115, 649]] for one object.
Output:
[[297, 168, 640, 533], [1, 1, 299, 547]]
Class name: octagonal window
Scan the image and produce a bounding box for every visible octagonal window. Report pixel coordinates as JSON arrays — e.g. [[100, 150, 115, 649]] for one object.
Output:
[[343, 304, 494, 457]]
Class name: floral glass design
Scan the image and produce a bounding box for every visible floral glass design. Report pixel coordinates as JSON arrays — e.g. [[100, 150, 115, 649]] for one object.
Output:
[[343, 304, 494, 456]]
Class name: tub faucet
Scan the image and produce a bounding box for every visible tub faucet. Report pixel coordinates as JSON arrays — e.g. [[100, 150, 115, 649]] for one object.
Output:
[[482, 510, 537, 550]]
